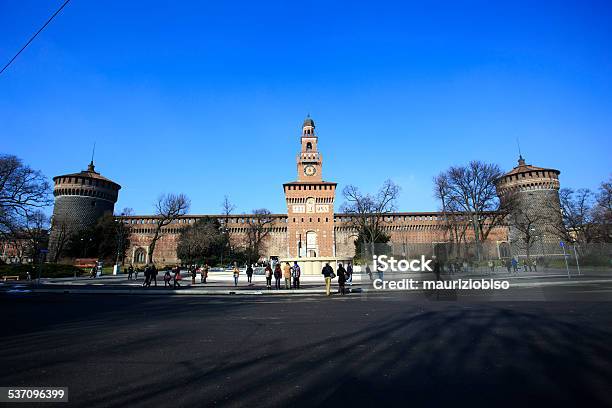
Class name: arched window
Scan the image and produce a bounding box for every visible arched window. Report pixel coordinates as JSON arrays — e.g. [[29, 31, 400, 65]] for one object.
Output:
[[499, 242, 510, 259], [306, 142, 312, 151], [134, 248, 146, 264]]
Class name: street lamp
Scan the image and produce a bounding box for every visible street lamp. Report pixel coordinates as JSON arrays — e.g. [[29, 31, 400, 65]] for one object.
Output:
[[113, 219, 124, 276]]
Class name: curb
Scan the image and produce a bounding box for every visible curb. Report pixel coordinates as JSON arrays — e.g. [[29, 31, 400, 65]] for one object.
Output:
[[27, 288, 332, 296]]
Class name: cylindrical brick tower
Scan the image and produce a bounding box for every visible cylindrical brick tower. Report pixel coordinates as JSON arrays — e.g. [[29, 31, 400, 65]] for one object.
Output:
[[495, 156, 561, 256], [48, 161, 121, 261]]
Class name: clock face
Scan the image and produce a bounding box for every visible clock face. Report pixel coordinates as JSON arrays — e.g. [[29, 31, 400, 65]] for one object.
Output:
[[304, 165, 316, 176]]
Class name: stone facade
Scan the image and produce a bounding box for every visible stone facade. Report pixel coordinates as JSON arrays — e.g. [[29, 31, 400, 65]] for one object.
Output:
[[495, 155, 562, 256], [48, 161, 121, 261], [48, 117, 562, 266]]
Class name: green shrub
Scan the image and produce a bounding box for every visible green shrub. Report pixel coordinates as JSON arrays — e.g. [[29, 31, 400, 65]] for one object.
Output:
[[0, 264, 84, 279]]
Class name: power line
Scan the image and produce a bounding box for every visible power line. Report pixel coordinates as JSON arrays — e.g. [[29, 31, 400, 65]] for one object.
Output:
[[0, 0, 72, 76]]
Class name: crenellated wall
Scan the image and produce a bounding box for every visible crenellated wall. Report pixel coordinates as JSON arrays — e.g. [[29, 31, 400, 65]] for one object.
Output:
[[121, 212, 509, 265]]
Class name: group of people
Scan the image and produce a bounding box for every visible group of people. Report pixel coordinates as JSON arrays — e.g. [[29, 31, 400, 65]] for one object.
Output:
[[120, 260, 363, 294], [263, 261, 302, 290], [321, 261, 353, 296], [187, 264, 210, 284], [506, 257, 537, 273]]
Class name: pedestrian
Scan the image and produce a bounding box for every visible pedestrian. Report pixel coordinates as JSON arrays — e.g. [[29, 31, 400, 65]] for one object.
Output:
[[142, 264, 151, 288], [505, 259, 511, 273], [337, 263, 347, 295], [127, 265, 133, 280], [532, 258, 538, 272], [274, 263, 282, 290], [283, 262, 292, 289], [265, 263, 273, 289], [511, 257, 518, 273], [322, 262, 335, 296], [202, 263, 209, 284], [488, 260, 494, 273], [246, 264, 253, 284], [433, 256, 442, 281], [90, 266, 97, 279], [233, 263, 240, 287], [191, 265, 197, 284], [134, 267, 139, 280], [346, 262, 353, 285], [163, 269, 171, 287], [365, 264, 373, 281], [151, 264, 158, 287], [173, 266, 181, 288], [523, 259, 529, 272], [292, 261, 301, 289]]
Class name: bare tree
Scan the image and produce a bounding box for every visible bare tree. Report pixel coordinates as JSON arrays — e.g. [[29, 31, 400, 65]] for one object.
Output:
[[593, 176, 612, 242], [0, 155, 51, 238], [120, 207, 135, 217], [341, 179, 400, 257], [50, 219, 69, 262], [245, 209, 273, 263], [433, 161, 511, 260], [220, 195, 236, 263], [509, 208, 546, 260], [550, 188, 598, 244], [434, 173, 473, 259], [177, 217, 226, 264], [148, 193, 190, 264]]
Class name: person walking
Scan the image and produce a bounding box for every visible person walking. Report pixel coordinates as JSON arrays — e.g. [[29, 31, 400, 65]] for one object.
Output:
[[143, 265, 151, 287], [337, 263, 347, 295], [532, 258, 538, 272], [201, 263, 209, 284], [274, 263, 282, 290], [322, 262, 335, 296], [173, 266, 181, 288], [163, 269, 171, 287], [232, 263, 240, 287], [151, 264, 158, 287], [365, 264, 373, 281], [265, 263, 273, 290], [134, 267, 139, 280], [346, 262, 353, 286], [505, 259, 511, 273], [246, 264, 253, 284], [433, 256, 442, 281], [191, 265, 197, 285], [292, 261, 301, 289], [127, 265, 134, 280], [511, 257, 518, 273], [283, 262, 292, 289]]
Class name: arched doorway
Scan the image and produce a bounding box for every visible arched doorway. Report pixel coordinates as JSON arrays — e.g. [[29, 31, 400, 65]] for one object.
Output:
[[306, 231, 318, 258]]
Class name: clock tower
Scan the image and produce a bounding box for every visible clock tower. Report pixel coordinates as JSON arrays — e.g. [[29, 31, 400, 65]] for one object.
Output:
[[283, 116, 337, 258], [297, 115, 323, 182]]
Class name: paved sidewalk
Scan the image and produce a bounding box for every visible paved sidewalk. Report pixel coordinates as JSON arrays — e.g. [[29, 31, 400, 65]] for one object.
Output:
[[3, 268, 611, 297]]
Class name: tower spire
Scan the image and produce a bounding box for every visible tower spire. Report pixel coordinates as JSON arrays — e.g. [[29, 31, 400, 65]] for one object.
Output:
[[88, 142, 96, 172], [516, 138, 525, 165]]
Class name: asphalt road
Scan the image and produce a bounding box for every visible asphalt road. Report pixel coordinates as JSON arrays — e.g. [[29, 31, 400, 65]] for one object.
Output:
[[1, 285, 611, 408]]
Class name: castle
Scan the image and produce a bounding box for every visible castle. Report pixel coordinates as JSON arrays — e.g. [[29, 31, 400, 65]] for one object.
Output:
[[48, 117, 563, 270]]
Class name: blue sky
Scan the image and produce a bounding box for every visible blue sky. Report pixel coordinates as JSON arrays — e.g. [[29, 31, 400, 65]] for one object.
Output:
[[1, 0, 611, 215]]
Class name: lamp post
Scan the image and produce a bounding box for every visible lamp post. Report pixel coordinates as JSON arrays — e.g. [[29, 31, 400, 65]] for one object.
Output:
[[113, 219, 124, 276]]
